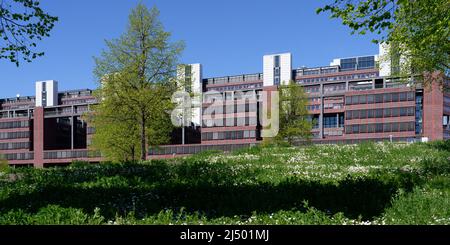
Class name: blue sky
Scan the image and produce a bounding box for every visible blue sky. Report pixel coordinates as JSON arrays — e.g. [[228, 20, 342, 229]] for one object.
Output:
[[0, 0, 380, 98]]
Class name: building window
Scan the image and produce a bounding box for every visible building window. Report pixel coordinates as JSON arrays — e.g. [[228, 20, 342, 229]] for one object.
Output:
[[392, 93, 399, 102], [375, 94, 383, 103], [341, 58, 357, 71], [360, 110, 367, 119], [359, 95, 366, 104], [399, 92, 407, 101], [383, 123, 391, 132], [391, 108, 399, 117], [375, 124, 383, 133], [274, 55, 280, 67], [383, 93, 391, 102]]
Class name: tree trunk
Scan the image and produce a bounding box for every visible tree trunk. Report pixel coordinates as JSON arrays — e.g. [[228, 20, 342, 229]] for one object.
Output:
[[140, 113, 146, 161]]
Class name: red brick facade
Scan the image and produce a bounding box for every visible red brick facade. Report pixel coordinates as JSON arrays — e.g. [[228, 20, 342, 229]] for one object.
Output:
[[423, 80, 444, 140]]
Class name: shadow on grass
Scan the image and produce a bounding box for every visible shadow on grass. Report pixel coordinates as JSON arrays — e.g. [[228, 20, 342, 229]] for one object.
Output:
[[0, 162, 420, 221]]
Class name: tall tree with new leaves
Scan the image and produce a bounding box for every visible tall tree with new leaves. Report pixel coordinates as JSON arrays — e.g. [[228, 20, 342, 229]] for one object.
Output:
[[0, 0, 58, 66], [317, 0, 449, 82], [91, 4, 184, 161], [276, 80, 312, 145]]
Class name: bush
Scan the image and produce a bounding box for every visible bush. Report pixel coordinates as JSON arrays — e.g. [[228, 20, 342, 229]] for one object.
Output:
[[0, 205, 105, 225], [380, 187, 450, 224], [70, 160, 92, 168], [422, 154, 450, 175], [427, 140, 450, 152], [0, 158, 9, 173]]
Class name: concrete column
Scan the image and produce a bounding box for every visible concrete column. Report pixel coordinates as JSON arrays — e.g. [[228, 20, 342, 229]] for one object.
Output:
[[182, 127, 185, 145], [71, 116, 74, 150], [336, 113, 339, 128], [319, 84, 324, 138]]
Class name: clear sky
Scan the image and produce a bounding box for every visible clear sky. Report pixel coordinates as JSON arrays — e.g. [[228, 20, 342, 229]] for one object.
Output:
[[0, 0, 380, 98]]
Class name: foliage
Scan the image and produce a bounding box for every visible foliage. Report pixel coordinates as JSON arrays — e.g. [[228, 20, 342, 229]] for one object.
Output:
[[275, 80, 312, 145], [70, 160, 92, 168], [380, 185, 450, 225], [0, 205, 105, 225], [0, 156, 8, 172], [317, 0, 450, 80], [0, 141, 449, 224], [0, 0, 58, 66], [90, 4, 184, 161]]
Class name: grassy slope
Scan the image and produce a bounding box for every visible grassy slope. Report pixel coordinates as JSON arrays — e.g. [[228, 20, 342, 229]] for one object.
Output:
[[0, 141, 449, 225]]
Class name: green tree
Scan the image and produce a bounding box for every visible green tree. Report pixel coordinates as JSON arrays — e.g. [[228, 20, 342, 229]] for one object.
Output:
[[0, 0, 58, 66], [86, 74, 141, 162], [317, 0, 450, 81], [91, 4, 184, 161], [275, 80, 312, 145], [0, 155, 8, 172]]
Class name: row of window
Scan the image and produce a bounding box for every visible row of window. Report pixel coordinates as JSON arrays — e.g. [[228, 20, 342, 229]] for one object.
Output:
[[0, 97, 35, 104], [323, 83, 346, 93], [0, 131, 29, 140], [308, 97, 321, 103], [341, 56, 375, 71], [60, 90, 93, 99], [0, 104, 33, 110], [206, 83, 262, 92], [346, 92, 415, 105], [345, 122, 415, 134], [0, 111, 30, 119], [202, 103, 257, 114], [202, 130, 257, 141], [323, 103, 344, 110], [61, 98, 96, 105], [297, 67, 339, 76], [305, 86, 320, 93], [0, 120, 29, 129], [203, 91, 260, 102], [323, 115, 345, 128], [1, 152, 34, 160], [346, 107, 415, 120], [203, 117, 258, 128], [307, 105, 321, 111], [0, 142, 30, 150], [297, 73, 377, 83], [308, 102, 344, 111], [206, 74, 263, 85], [43, 150, 100, 159]]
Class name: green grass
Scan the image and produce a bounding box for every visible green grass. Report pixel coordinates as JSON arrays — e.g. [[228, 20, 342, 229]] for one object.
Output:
[[0, 141, 449, 225]]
